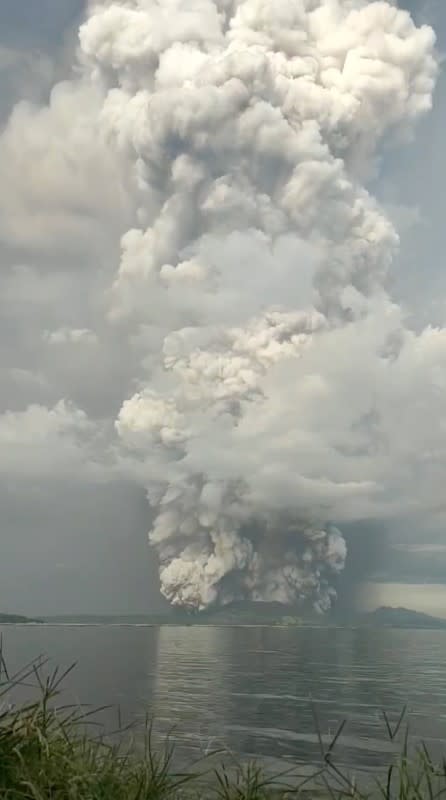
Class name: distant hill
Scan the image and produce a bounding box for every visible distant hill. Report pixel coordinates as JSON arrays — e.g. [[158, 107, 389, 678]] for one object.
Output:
[[13, 604, 446, 629], [41, 614, 171, 625], [198, 602, 446, 628], [0, 613, 42, 624], [42, 603, 309, 626], [193, 600, 309, 625], [362, 606, 446, 630]]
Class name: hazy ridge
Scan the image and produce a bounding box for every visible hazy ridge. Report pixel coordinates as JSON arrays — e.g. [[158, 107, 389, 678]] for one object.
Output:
[[1, 603, 442, 629]]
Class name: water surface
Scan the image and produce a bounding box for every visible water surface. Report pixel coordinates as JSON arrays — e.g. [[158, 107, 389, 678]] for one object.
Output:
[[2, 624, 445, 776]]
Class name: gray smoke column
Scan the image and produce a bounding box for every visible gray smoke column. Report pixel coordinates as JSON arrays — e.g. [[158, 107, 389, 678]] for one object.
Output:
[[78, 0, 437, 610]]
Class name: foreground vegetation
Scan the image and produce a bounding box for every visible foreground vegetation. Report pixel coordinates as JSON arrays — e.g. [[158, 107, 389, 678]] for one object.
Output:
[[1, 650, 446, 799]]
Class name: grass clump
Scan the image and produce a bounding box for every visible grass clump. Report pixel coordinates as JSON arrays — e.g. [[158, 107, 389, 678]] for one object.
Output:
[[2, 646, 446, 800], [0, 652, 194, 800]]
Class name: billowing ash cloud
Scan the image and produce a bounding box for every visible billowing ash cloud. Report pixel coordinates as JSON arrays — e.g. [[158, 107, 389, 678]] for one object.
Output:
[[0, 1, 441, 613], [76, 0, 437, 612]]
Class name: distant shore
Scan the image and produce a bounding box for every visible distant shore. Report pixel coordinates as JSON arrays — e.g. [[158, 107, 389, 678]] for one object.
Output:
[[0, 613, 43, 624], [3, 605, 446, 630]]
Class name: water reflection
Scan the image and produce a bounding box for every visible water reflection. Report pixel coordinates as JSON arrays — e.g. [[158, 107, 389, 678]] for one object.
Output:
[[2, 625, 446, 772]]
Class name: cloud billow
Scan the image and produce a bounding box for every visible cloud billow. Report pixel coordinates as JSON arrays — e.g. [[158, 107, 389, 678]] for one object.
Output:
[[0, 0, 442, 612]]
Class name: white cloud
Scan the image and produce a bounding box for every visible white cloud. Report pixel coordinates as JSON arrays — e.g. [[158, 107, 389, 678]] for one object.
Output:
[[0, 0, 444, 613], [0, 400, 107, 479], [0, 81, 134, 259], [44, 327, 98, 345]]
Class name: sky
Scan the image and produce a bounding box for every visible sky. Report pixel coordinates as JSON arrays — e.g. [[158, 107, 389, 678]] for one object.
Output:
[[0, 0, 164, 614], [1, 0, 446, 616]]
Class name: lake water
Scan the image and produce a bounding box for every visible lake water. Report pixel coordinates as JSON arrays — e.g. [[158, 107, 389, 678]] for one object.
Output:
[[2, 624, 446, 780]]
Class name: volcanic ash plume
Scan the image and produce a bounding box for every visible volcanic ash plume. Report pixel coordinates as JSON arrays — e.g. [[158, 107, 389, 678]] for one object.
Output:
[[79, 0, 437, 610]]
